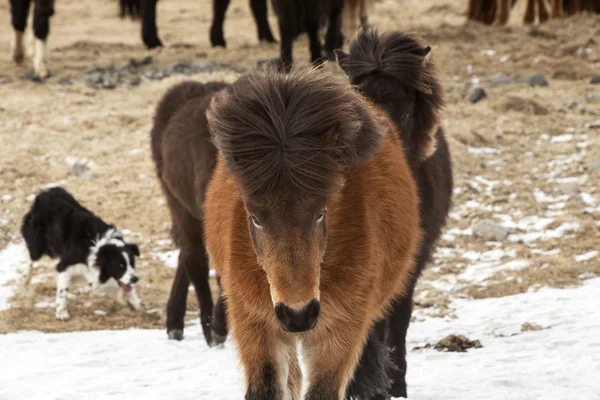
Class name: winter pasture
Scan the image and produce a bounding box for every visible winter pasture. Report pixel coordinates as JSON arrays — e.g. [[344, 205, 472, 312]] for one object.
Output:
[[0, 0, 599, 399]]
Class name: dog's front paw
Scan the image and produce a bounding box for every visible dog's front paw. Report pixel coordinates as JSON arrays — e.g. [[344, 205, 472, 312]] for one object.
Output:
[[55, 308, 70, 321], [128, 298, 143, 311]]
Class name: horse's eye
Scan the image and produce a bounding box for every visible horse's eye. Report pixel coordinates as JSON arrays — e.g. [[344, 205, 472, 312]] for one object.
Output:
[[250, 216, 262, 228], [316, 209, 326, 223]]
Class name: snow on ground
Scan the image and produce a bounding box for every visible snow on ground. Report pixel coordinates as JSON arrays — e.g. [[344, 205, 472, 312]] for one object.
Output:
[[0, 243, 29, 310], [1, 279, 599, 399]]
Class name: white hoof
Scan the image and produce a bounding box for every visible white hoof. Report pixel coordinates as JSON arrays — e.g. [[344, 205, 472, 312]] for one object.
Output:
[[56, 308, 70, 321], [33, 38, 49, 79]]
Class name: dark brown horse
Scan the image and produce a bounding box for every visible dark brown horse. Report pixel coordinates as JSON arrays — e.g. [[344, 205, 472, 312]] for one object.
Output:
[[336, 29, 453, 398], [150, 80, 231, 344]]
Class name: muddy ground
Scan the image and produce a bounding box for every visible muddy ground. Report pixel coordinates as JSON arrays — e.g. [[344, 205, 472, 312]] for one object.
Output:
[[0, 0, 598, 334]]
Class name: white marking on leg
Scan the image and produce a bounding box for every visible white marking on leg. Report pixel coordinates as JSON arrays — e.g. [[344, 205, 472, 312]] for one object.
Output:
[[55, 270, 72, 320], [11, 30, 24, 63], [23, 262, 33, 285], [33, 38, 49, 78], [126, 287, 143, 310]]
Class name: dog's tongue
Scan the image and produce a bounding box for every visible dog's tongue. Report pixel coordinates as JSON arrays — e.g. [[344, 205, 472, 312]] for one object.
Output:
[[120, 283, 132, 293]]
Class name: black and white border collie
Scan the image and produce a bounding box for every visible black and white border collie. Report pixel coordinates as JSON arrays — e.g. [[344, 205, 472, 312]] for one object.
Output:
[[20, 187, 142, 320]]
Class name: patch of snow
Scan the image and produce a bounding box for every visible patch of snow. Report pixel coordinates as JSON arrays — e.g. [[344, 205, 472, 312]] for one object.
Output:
[[1, 280, 599, 399], [2, 194, 13, 202], [153, 250, 180, 269], [35, 300, 54, 309], [467, 146, 501, 155], [460, 259, 531, 283], [533, 188, 569, 203], [550, 134, 573, 143], [554, 175, 588, 185], [574, 251, 598, 263], [508, 222, 580, 244], [0, 243, 30, 311], [93, 310, 107, 316], [579, 193, 596, 206]]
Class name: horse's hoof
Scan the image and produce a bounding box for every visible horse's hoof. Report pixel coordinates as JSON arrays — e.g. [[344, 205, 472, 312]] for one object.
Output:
[[210, 28, 226, 48], [143, 33, 163, 50], [168, 329, 184, 341], [213, 330, 227, 345]]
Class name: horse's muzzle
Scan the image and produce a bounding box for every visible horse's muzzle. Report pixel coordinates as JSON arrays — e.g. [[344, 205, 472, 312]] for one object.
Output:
[[274, 299, 320, 333]]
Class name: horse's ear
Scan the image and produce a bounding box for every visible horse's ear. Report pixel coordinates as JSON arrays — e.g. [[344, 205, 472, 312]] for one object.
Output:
[[330, 97, 384, 166]]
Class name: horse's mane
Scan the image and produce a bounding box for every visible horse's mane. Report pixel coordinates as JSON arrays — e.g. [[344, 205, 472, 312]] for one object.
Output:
[[338, 28, 444, 160], [207, 67, 381, 197]]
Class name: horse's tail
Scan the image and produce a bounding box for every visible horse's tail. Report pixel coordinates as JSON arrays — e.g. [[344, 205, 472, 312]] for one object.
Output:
[[337, 28, 444, 160]]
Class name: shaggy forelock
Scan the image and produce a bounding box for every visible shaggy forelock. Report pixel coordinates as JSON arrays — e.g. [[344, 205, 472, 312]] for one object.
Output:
[[207, 67, 375, 197], [344, 28, 433, 95]]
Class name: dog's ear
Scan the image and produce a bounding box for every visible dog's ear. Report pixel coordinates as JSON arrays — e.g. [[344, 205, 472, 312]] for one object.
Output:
[[126, 243, 140, 257]]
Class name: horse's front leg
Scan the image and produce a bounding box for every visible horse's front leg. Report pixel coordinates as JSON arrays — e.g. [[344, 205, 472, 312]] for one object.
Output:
[[32, 0, 54, 78], [10, 0, 31, 64], [303, 321, 369, 400], [234, 317, 295, 400]]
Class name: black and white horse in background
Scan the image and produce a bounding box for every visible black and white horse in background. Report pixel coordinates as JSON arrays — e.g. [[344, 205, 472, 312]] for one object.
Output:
[[9, 0, 138, 79]]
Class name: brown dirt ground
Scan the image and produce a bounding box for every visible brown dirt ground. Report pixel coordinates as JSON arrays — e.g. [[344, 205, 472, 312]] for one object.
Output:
[[0, 0, 598, 333]]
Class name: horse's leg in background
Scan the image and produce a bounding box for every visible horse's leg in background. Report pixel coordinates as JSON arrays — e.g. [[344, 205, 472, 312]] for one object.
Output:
[[10, 0, 30, 64], [323, 0, 344, 60], [141, 0, 162, 48], [32, 0, 53, 78], [524, 0, 536, 23], [494, 0, 511, 25], [210, 0, 229, 47], [342, 0, 358, 42], [211, 275, 229, 345], [249, 0, 276, 43], [346, 319, 393, 400], [166, 261, 191, 340], [359, 0, 372, 28], [275, 2, 295, 71], [386, 287, 415, 399], [304, 2, 323, 63], [183, 238, 215, 347], [538, 0, 550, 22], [550, 0, 563, 18]]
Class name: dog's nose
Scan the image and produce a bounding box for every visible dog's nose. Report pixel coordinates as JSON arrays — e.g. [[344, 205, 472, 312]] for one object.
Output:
[[130, 276, 139, 284], [274, 299, 320, 333]]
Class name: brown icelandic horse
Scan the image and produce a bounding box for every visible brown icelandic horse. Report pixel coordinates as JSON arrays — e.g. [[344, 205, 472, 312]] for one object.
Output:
[[202, 69, 421, 398], [336, 29, 453, 398], [150, 81, 231, 344]]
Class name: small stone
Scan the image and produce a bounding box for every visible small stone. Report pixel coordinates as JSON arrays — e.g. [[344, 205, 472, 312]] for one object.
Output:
[[586, 160, 600, 173], [192, 59, 217, 71], [524, 72, 549, 87], [101, 78, 117, 89], [468, 88, 487, 104], [460, 81, 473, 98], [591, 76, 600, 84], [434, 335, 482, 352], [521, 322, 544, 332], [129, 56, 153, 68], [565, 99, 578, 109], [128, 77, 141, 86], [486, 72, 512, 87], [65, 157, 97, 180], [472, 219, 509, 241], [584, 120, 600, 129], [58, 76, 73, 85], [169, 62, 193, 74]]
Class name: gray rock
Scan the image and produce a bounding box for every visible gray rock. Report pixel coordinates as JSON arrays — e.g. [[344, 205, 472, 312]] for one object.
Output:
[[523, 72, 549, 87], [192, 59, 217, 71], [565, 99, 578, 109], [487, 73, 512, 87], [468, 88, 487, 104], [65, 157, 97, 180], [58, 76, 74, 85], [472, 219, 509, 241], [591, 76, 600, 84], [586, 160, 600, 173], [461, 81, 473, 98]]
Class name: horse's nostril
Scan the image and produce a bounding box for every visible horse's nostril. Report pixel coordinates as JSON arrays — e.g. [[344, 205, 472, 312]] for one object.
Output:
[[274, 299, 320, 333]]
